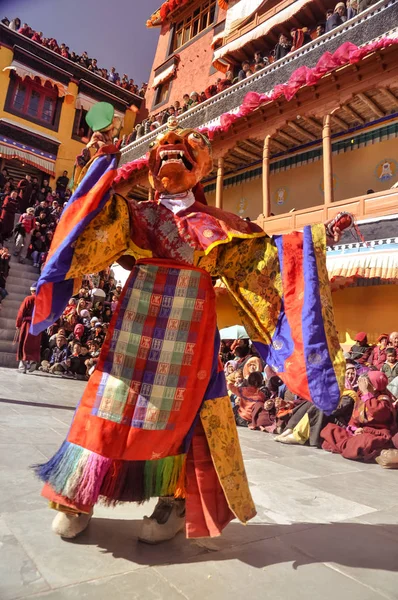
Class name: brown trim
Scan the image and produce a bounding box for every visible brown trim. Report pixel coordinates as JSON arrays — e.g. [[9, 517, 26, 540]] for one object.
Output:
[[152, 79, 173, 111], [4, 72, 63, 132], [0, 121, 60, 155]]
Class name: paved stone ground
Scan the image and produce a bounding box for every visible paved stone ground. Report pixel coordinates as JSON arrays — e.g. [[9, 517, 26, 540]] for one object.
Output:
[[1, 366, 397, 600]]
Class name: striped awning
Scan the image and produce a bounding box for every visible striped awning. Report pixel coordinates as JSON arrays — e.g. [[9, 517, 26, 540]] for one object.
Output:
[[327, 251, 398, 290], [152, 63, 177, 89], [0, 140, 56, 176]]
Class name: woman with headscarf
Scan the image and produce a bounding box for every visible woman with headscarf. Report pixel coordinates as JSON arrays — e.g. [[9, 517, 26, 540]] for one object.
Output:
[[350, 332, 372, 364], [369, 334, 389, 370], [242, 356, 263, 381], [67, 323, 87, 348], [224, 360, 238, 377], [321, 371, 396, 461]]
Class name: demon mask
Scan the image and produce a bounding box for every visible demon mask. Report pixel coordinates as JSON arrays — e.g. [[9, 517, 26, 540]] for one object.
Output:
[[148, 117, 213, 195]]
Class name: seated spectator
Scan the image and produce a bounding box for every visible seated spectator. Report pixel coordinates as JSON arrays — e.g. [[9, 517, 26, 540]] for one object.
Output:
[[242, 356, 263, 381], [63, 297, 77, 318], [85, 339, 101, 376], [41, 334, 69, 373], [237, 61, 253, 81], [229, 371, 266, 427], [67, 342, 89, 378], [322, 371, 396, 461], [369, 334, 389, 370], [189, 91, 200, 107], [350, 332, 373, 364], [290, 27, 312, 51], [382, 348, 398, 383], [67, 323, 87, 348], [217, 70, 234, 92], [0, 270, 8, 304], [276, 390, 356, 446], [111, 293, 120, 312], [19, 22, 33, 37], [31, 30, 43, 43], [345, 362, 358, 391], [250, 392, 278, 432], [103, 307, 112, 323], [224, 359, 238, 377], [182, 93, 191, 112], [274, 33, 292, 61], [325, 2, 346, 33], [93, 322, 106, 345], [388, 331, 398, 351], [9, 17, 21, 31]]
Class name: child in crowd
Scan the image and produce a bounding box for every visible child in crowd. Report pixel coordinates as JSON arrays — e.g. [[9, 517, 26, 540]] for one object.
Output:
[[382, 348, 398, 383], [228, 371, 267, 427]]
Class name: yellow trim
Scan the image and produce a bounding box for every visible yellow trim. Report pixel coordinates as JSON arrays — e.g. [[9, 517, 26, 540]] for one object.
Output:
[[203, 230, 266, 256]]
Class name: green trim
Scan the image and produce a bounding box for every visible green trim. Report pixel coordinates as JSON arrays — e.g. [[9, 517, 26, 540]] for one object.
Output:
[[204, 121, 398, 193]]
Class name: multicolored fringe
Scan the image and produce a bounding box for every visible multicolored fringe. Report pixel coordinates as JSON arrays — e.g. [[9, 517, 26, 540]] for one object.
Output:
[[33, 441, 186, 506]]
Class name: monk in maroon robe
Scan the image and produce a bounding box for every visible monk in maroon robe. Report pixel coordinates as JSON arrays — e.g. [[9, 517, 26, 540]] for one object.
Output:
[[16, 284, 41, 372], [321, 371, 396, 461]]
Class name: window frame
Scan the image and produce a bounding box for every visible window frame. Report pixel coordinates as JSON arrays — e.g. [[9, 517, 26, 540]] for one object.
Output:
[[171, 0, 217, 53], [5, 73, 62, 131]]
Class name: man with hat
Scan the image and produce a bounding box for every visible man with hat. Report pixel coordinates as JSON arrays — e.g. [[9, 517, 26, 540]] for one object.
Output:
[[325, 2, 346, 32], [15, 283, 41, 373]]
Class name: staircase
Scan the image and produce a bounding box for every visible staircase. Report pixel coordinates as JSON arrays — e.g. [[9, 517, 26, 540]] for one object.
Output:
[[0, 253, 39, 368]]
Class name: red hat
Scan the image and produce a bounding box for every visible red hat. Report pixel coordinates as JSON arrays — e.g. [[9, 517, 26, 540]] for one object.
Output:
[[377, 333, 389, 343], [355, 332, 367, 343]]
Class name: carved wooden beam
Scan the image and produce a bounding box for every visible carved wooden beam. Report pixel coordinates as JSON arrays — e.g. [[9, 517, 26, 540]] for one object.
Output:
[[343, 104, 366, 124], [277, 130, 301, 145], [287, 120, 317, 141], [357, 92, 385, 118], [381, 87, 398, 107], [331, 113, 350, 130]]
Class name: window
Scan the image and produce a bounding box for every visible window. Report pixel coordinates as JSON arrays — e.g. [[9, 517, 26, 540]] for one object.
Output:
[[73, 108, 92, 140], [172, 1, 217, 52], [154, 80, 171, 106], [9, 77, 58, 127]]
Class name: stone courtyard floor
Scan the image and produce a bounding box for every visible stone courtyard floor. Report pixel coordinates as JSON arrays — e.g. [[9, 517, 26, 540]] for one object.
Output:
[[0, 366, 397, 599]]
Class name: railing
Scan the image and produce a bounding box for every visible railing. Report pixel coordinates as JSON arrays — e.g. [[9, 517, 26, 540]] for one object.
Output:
[[120, 0, 397, 164], [256, 188, 398, 233]]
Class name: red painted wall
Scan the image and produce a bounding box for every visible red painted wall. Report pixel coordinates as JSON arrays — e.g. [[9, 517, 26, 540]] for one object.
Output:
[[145, 6, 226, 116]]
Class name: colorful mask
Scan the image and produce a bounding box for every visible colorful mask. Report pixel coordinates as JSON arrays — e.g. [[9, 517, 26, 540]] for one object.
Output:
[[148, 117, 213, 194]]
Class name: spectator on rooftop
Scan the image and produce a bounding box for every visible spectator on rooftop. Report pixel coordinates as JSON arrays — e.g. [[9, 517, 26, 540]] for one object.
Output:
[[108, 66, 119, 83], [274, 33, 292, 61], [18, 22, 32, 36], [238, 60, 253, 81], [2, 17, 10, 26], [9, 17, 21, 31], [325, 2, 346, 32], [254, 50, 269, 66], [315, 23, 326, 37], [290, 27, 311, 52], [31, 30, 43, 43], [189, 91, 201, 107], [217, 70, 235, 92]]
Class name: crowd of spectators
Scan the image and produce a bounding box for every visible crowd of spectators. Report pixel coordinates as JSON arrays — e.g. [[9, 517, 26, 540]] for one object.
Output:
[[220, 332, 398, 466], [0, 165, 122, 380], [1, 16, 147, 97], [37, 272, 122, 380], [124, 0, 372, 145]]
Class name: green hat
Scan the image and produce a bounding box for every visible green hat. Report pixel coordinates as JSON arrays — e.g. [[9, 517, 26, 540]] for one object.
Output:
[[85, 102, 115, 132]]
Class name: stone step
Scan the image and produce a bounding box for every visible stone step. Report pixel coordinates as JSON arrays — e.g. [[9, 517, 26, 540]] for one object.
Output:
[[0, 351, 17, 368], [0, 316, 17, 329], [4, 282, 34, 295], [0, 339, 15, 353], [2, 298, 24, 310], [0, 328, 17, 341], [8, 261, 38, 276], [0, 306, 20, 319], [5, 275, 35, 289]]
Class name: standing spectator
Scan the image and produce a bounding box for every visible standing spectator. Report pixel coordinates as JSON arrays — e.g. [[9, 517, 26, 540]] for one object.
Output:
[[274, 33, 292, 61], [31, 30, 43, 43], [217, 70, 234, 92], [19, 23, 33, 37], [315, 23, 326, 37], [42, 179, 52, 196], [15, 207, 35, 263], [347, 0, 358, 19], [2, 17, 10, 26], [325, 3, 346, 33], [17, 173, 33, 213], [15, 283, 41, 373], [108, 67, 119, 83], [0, 190, 19, 243], [56, 170, 69, 198]]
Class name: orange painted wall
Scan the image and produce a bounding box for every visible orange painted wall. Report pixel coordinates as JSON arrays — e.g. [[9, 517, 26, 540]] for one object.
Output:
[[145, 5, 226, 115], [206, 135, 398, 218]]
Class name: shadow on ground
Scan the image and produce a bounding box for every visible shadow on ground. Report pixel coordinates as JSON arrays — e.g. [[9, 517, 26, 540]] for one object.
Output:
[[66, 518, 398, 570]]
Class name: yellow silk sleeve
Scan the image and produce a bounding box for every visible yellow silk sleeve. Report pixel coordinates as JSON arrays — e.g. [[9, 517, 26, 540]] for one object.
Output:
[[67, 194, 131, 280]]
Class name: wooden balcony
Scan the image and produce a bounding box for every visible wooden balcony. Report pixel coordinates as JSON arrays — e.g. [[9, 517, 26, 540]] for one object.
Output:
[[256, 188, 398, 233]]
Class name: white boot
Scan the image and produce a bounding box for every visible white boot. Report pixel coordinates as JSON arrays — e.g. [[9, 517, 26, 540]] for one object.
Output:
[[138, 497, 185, 544], [274, 428, 293, 442], [52, 509, 93, 539]]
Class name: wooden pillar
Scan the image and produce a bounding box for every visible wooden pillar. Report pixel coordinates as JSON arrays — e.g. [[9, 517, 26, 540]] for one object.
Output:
[[216, 157, 224, 209], [322, 114, 334, 206], [262, 135, 271, 217], [148, 187, 154, 201]]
